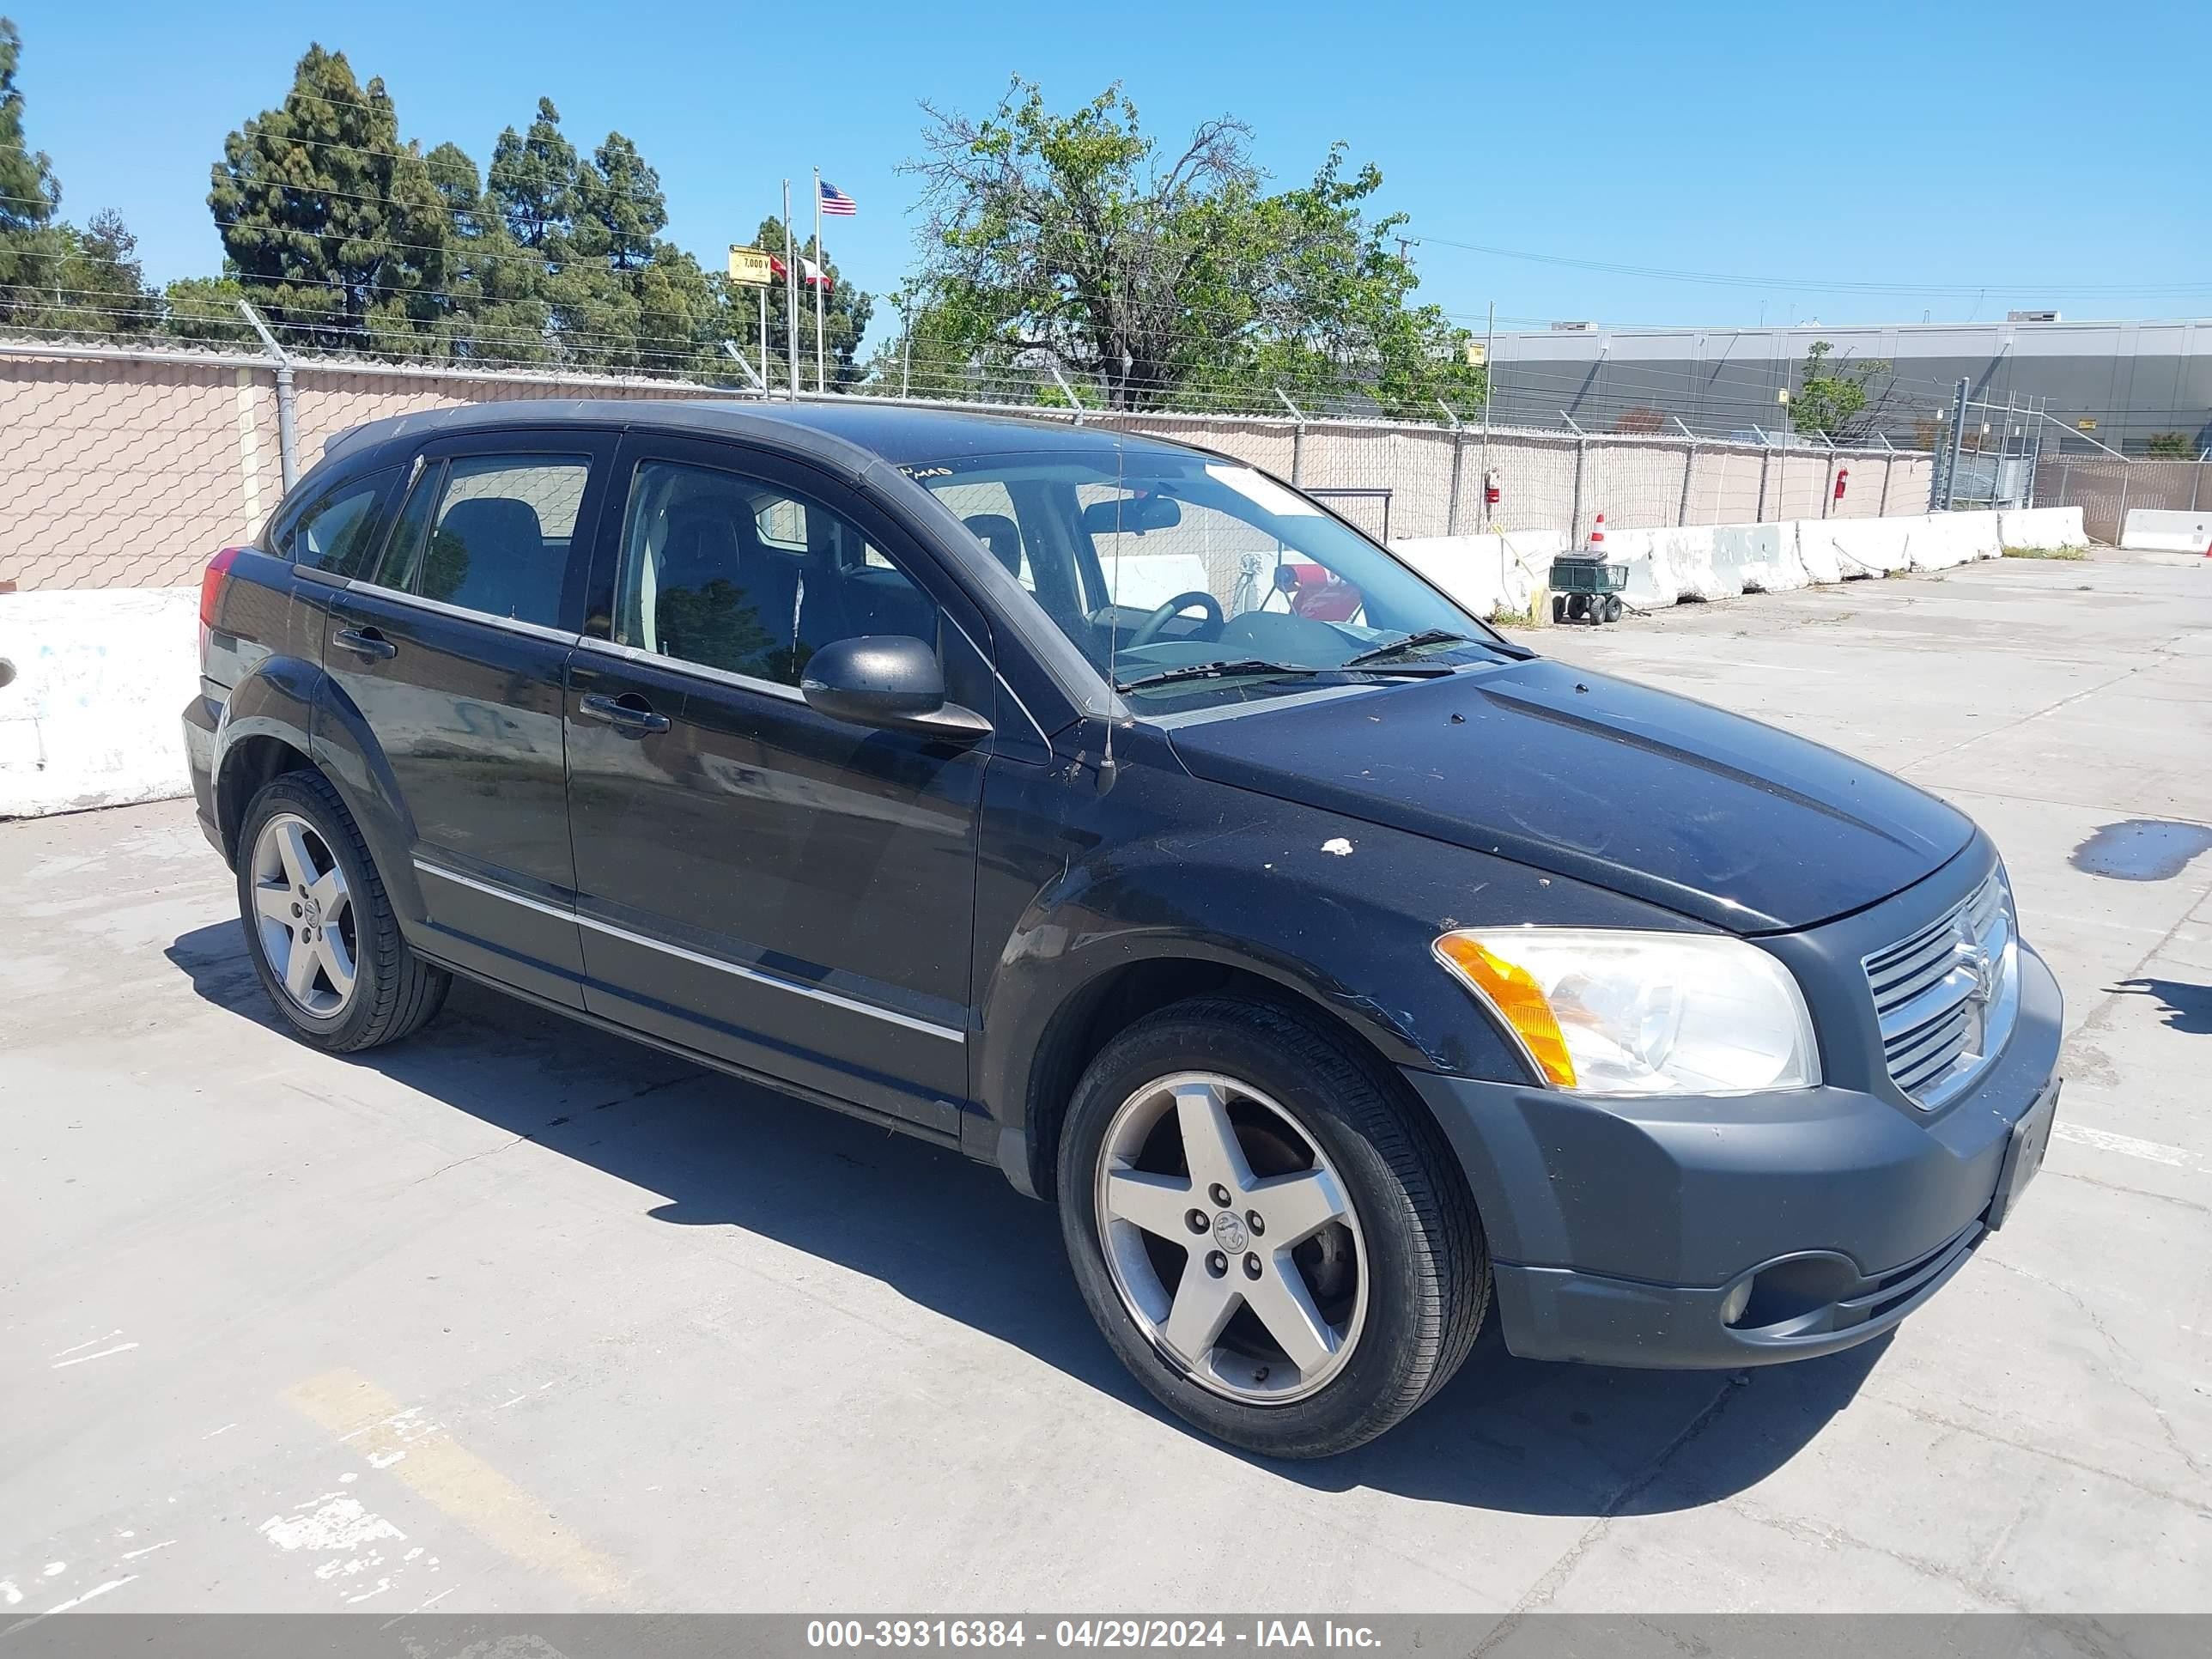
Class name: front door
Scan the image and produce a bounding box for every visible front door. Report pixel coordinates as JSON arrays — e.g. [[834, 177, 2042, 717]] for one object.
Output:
[[564, 434, 992, 1132], [322, 429, 616, 1005]]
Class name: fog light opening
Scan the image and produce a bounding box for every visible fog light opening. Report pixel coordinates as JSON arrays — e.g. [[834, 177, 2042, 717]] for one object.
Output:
[[1719, 1279, 1753, 1328]]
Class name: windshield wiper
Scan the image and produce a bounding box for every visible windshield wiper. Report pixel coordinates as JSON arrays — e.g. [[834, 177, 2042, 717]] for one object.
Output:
[[1113, 656, 1457, 693], [1114, 659, 1327, 693], [1341, 629, 1480, 666]]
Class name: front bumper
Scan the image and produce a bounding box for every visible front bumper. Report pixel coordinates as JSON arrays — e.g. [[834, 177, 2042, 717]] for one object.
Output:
[[1403, 939, 2063, 1369]]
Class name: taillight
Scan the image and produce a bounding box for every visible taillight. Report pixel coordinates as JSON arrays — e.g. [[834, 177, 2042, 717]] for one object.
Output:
[[199, 546, 244, 658]]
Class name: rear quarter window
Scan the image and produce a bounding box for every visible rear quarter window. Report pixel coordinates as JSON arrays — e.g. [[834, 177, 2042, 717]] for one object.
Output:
[[274, 466, 402, 577]]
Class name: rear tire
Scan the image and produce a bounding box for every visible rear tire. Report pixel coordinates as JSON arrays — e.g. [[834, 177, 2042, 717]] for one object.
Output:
[[235, 770, 448, 1053], [1057, 995, 1487, 1457]]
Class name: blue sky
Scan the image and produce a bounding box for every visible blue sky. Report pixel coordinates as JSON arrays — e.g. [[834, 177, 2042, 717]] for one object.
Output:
[[10, 0, 2209, 349]]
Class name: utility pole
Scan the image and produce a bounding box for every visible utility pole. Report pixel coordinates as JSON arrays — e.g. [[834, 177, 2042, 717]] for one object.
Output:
[[900, 290, 914, 399]]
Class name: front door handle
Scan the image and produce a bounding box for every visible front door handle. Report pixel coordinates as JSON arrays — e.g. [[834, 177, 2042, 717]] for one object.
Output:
[[333, 625, 397, 661], [578, 690, 671, 737]]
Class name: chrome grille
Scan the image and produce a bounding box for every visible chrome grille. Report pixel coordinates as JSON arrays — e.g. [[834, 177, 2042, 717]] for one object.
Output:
[[1863, 871, 2019, 1110]]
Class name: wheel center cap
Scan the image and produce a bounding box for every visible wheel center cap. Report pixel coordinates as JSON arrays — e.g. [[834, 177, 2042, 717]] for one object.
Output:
[[1212, 1211, 1249, 1254], [301, 894, 321, 926]]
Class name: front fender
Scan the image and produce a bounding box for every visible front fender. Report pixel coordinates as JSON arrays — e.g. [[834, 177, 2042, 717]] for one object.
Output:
[[969, 732, 1694, 1187]]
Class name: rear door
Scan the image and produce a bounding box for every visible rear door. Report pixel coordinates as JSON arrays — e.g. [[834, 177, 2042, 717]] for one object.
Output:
[[563, 432, 993, 1132], [321, 428, 617, 1006]]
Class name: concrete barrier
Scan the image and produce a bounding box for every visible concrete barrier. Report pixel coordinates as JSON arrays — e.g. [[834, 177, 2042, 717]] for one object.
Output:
[[1390, 531, 1565, 618], [1915, 510, 2003, 569], [2119, 507, 2212, 554], [0, 586, 198, 818], [1997, 506, 2087, 550], [1816, 516, 1915, 578], [1712, 523, 1807, 593]]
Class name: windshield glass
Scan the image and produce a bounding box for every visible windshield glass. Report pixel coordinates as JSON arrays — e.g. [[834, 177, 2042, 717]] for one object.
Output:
[[912, 447, 1512, 713]]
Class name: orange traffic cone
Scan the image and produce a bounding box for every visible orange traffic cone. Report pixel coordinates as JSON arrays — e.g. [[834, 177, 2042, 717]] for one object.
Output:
[[1586, 512, 1607, 550]]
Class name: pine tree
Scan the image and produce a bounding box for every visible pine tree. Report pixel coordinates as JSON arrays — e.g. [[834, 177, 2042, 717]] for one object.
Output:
[[585, 133, 665, 272], [424, 139, 551, 362], [489, 99, 583, 254], [209, 44, 454, 354]]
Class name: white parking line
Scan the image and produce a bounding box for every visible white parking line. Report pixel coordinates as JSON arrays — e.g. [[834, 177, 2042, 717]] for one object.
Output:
[[50, 1342, 140, 1370], [2052, 1121, 2204, 1172]]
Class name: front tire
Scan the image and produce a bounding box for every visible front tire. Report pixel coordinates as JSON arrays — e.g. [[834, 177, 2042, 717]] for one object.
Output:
[[1057, 996, 1487, 1457], [235, 770, 448, 1053]]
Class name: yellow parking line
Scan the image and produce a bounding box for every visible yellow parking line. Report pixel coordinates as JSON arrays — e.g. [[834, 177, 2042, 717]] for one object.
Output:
[[283, 1368, 626, 1602]]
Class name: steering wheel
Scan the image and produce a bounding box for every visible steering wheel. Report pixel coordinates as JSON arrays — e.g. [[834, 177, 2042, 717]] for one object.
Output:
[[1124, 590, 1225, 650]]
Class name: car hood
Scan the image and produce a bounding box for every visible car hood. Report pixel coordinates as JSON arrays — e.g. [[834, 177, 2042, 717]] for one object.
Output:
[[1161, 659, 1974, 933]]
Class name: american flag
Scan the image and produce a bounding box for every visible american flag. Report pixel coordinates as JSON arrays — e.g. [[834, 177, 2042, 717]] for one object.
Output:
[[818, 179, 858, 216]]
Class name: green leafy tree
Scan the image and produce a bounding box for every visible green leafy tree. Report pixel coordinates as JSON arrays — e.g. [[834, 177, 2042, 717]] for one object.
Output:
[[905, 80, 1484, 416], [857, 280, 1000, 398], [2145, 431, 2194, 459], [209, 44, 455, 354], [161, 274, 258, 344], [1790, 340, 1889, 440]]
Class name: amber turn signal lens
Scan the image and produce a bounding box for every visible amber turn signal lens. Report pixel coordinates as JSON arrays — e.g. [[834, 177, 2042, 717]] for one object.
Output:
[[1432, 933, 1577, 1088]]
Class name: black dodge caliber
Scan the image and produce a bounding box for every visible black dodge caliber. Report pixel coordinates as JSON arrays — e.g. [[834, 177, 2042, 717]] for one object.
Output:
[[184, 400, 2062, 1455]]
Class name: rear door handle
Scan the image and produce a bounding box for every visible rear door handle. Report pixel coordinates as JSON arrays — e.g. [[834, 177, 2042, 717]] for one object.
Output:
[[578, 691, 671, 736], [333, 625, 397, 661]]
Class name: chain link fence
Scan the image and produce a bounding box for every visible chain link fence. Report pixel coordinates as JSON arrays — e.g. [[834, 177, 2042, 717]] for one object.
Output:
[[2033, 453, 2210, 545], [4, 337, 1939, 592]]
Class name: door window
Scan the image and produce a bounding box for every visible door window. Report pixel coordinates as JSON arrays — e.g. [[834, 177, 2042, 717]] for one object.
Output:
[[380, 454, 592, 628], [276, 467, 398, 577], [614, 459, 939, 685]]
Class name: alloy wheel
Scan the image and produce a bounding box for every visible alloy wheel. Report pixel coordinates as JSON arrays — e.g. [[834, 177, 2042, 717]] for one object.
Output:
[[249, 811, 358, 1018], [1094, 1071, 1367, 1405]]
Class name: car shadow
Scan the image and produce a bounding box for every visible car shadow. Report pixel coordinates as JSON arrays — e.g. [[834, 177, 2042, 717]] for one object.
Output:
[[167, 919, 1882, 1516]]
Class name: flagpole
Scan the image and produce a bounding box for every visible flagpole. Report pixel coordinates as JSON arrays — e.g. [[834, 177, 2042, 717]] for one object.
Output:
[[812, 167, 827, 393], [782, 178, 799, 401]]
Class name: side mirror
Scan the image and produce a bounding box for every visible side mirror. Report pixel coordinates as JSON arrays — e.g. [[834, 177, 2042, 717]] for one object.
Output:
[[799, 635, 991, 741]]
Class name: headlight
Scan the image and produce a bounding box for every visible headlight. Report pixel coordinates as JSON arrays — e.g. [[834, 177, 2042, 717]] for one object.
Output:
[[1432, 928, 1820, 1095]]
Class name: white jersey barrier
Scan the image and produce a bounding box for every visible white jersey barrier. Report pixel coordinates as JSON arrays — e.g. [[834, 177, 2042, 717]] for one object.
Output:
[[1999, 507, 2088, 551], [2118, 508, 2211, 554], [1, 585, 199, 819], [1396, 504, 2087, 626]]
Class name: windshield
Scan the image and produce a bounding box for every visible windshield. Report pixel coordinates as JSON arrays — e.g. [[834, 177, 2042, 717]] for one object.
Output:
[[912, 448, 1514, 713]]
